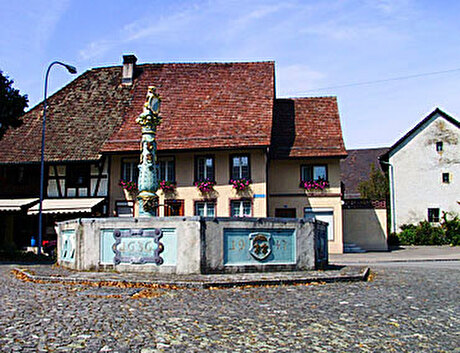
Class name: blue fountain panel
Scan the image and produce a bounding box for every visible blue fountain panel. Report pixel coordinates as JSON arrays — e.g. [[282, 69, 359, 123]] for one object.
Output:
[[60, 230, 76, 263], [223, 228, 296, 265], [100, 228, 177, 265]]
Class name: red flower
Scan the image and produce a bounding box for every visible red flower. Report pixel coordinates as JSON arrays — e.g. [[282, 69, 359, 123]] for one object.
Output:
[[195, 178, 216, 193], [230, 178, 252, 191]]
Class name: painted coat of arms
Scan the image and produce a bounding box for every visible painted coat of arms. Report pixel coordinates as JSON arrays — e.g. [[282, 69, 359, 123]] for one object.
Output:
[[248, 232, 272, 261]]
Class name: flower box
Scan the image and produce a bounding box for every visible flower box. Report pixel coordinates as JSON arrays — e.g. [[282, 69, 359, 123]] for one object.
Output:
[[119, 179, 138, 199], [195, 178, 216, 193], [230, 178, 252, 191], [159, 180, 176, 193], [299, 179, 329, 191]]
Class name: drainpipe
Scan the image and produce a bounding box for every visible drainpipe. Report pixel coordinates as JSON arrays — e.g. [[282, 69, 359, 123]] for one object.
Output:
[[379, 159, 396, 234]]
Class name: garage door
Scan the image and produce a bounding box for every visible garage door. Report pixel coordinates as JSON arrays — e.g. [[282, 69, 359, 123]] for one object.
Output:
[[304, 208, 334, 241]]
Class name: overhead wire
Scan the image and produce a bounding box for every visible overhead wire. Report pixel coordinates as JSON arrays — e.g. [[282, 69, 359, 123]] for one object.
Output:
[[301, 67, 460, 92]]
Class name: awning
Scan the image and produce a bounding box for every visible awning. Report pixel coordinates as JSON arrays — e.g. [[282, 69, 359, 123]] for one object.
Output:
[[28, 198, 105, 215], [0, 198, 39, 212]]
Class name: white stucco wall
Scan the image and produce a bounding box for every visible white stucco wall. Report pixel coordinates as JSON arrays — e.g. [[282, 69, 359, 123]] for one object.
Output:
[[389, 113, 460, 231]]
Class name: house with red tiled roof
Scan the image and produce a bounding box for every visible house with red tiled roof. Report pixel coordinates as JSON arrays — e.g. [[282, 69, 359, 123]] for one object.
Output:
[[0, 55, 347, 254]]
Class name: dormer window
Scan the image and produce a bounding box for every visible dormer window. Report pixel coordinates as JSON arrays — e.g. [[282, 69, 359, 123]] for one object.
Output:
[[436, 141, 443, 152]]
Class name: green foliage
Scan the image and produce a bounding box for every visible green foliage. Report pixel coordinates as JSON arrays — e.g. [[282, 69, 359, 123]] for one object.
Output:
[[358, 163, 389, 201], [397, 213, 460, 245], [441, 212, 460, 246], [0, 71, 28, 139]]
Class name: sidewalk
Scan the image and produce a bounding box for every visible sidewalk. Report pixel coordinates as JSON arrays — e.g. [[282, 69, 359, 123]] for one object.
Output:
[[330, 245, 460, 264]]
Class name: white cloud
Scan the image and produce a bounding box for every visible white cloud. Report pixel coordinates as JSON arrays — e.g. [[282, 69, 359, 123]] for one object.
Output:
[[79, 39, 117, 61], [0, 0, 70, 53], [369, 0, 414, 15], [276, 64, 326, 97], [32, 0, 71, 49], [79, 5, 197, 61]]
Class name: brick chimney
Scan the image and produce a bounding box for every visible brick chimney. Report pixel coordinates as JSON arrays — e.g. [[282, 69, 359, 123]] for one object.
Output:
[[122, 54, 137, 85]]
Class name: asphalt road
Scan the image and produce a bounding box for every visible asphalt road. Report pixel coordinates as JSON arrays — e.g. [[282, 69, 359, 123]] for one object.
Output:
[[0, 263, 459, 352]]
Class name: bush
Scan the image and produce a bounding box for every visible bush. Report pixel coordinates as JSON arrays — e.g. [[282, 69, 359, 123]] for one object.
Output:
[[441, 212, 460, 246], [396, 212, 460, 246], [397, 224, 417, 245]]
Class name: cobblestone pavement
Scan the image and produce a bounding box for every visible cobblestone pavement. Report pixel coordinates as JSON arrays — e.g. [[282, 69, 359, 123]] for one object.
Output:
[[1, 264, 459, 352]]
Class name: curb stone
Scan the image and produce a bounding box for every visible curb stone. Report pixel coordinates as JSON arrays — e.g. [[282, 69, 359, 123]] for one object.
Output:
[[13, 267, 370, 289], [332, 258, 460, 264]]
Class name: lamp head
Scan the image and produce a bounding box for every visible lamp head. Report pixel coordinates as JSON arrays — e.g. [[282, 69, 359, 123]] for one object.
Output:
[[65, 65, 77, 74]]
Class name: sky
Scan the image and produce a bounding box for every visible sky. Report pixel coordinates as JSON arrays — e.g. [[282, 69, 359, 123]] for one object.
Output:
[[1, 0, 460, 149]]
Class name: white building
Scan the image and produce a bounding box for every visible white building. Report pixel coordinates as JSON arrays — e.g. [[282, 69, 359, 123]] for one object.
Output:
[[381, 108, 460, 232]]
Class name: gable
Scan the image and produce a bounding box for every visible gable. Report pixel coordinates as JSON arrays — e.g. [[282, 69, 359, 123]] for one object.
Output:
[[271, 97, 347, 158], [386, 108, 460, 159]]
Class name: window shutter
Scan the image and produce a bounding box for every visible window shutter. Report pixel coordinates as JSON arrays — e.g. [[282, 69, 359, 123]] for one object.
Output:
[[198, 158, 205, 180], [159, 161, 165, 180], [168, 160, 175, 182]]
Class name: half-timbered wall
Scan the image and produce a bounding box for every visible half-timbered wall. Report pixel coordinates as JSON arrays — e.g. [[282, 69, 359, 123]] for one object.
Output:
[[47, 158, 109, 198]]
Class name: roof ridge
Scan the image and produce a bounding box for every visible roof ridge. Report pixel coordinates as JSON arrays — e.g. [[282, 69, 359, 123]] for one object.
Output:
[[277, 95, 337, 100], [90, 61, 275, 71], [346, 147, 390, 151]]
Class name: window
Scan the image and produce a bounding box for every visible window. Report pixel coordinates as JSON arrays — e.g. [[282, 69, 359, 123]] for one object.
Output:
[[230, 200, 252, 217], [301, 165, 327, 181], [0, 165, 29, 185], [121, 158, 139, 182], [195, 156, 215, 181], [158, 156, 175, 181], [231, 155, 250, 180], [436, 141, 443, 152], [428, 208, 440, 223], [275, 208, 296, 218], [67, 164, 90, 188], [442, 173, 450, 183], [195, 201, 216, 217], [165, 199, 185, 216], [116, 201, 134, 217]]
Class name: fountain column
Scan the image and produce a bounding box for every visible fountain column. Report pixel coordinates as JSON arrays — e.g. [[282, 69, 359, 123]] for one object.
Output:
[[136, 86, 162, 217]]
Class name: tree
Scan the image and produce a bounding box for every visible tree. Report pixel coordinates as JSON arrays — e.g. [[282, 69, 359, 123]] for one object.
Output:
[[358, 163, 389, 200], [0, 71, 28, 139]]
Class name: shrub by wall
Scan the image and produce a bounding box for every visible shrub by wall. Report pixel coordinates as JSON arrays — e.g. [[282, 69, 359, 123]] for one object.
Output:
[[396, 213, 460, 246]]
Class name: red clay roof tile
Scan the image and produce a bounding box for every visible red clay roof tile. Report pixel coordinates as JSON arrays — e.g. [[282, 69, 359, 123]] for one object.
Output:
[[0, 67, 132, 163], [0, 61, 347, 164], [101, 62, 275, 152], [271, 97, 347, 158]]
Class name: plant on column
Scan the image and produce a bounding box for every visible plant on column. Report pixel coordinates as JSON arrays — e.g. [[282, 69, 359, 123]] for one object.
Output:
[[119, 179, 138, 200]]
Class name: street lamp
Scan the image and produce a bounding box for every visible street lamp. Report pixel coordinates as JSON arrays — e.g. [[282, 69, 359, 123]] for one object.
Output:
[[38, 61, 77, 255]]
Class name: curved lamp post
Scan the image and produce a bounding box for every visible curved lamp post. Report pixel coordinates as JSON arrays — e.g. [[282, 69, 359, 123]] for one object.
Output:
[[38, 61, 77, 255]]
